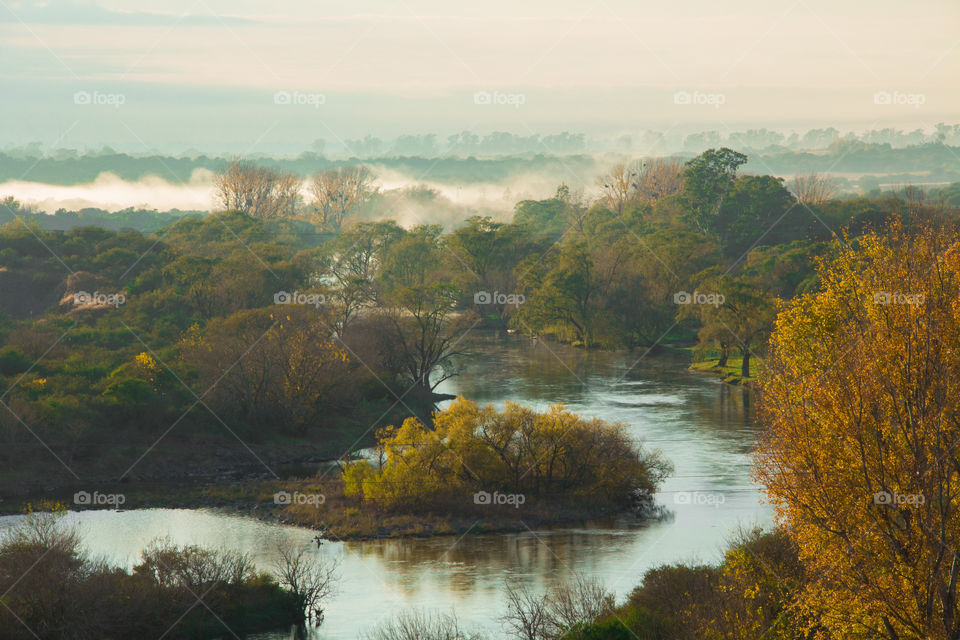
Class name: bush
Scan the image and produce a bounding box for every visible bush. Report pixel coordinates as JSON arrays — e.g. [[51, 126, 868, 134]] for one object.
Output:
[[343, 397, 671, 514], [0, 346, 31, 375], [0, 507, 302, 640]]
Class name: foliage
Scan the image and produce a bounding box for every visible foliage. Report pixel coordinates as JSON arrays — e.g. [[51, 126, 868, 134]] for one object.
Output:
[[680, 147, 748, 234], [3, 146, 958, 489], [756, 221, 960, 639], [571, 528, 811, 640], [343, 397, 671, 513]]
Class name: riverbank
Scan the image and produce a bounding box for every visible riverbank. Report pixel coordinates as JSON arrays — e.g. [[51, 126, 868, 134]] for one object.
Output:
[[689, 356, 760, 386], [0, 476, 665, 540]]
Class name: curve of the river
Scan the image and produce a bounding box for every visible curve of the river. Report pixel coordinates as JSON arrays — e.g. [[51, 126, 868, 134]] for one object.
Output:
[[0, 333, 773, 639]]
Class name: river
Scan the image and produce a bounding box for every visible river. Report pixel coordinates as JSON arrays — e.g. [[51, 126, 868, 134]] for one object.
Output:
[[0, 333, 773, 638]]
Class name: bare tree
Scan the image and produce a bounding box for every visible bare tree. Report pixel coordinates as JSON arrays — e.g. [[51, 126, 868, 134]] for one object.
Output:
[[599, 162, 640, 214], [373, 285, 473, 401], [545, 575, 616, 631], [365, 610, 481, 640], [213, 159, 302, 219], [309, 166, 377, 230], [502, 575, 616, 640], [633, 158, 684, 202], [789, 172, 835, 205], [139, 537, 256, 590], [274, 540, 340, 625], [600, 159, 683, 212], [503, 584, 552, 640]]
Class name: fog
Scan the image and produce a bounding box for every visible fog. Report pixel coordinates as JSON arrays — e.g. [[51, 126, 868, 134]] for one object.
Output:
[[1, 165, 597, 228], [0, 170, 218, 214]]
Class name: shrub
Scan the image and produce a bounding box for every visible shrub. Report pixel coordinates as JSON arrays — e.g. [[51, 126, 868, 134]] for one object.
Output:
[[343, 397, 671, 514]]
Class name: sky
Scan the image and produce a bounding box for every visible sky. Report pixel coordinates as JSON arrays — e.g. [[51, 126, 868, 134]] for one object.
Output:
[[1, 0, 958, 153]]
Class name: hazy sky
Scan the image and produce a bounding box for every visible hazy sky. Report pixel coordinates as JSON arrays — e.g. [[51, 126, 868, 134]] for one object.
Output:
[[1, 0, 958, 152]]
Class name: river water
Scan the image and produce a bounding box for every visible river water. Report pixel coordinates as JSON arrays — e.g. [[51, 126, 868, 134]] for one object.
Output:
[[0, 333, 772, 638]]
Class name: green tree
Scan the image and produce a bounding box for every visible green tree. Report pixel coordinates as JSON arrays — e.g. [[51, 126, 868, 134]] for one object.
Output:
[[680, 147, 748, 235]]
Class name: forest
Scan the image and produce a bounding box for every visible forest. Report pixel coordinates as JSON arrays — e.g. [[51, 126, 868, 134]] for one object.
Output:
[[2, 146, 960, 639]]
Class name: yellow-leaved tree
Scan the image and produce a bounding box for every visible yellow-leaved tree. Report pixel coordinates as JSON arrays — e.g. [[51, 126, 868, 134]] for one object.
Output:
[[755, 221, 960, 639], [343, 397, 670, 513]]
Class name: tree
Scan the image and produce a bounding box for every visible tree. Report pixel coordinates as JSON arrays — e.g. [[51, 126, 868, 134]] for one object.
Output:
[[620, 528, 810, 640], [342, 397, 671, 511], [790, 172, 835, 205], [502, 575, 616, 640], [680, 269, 776, 378], [273, 541, 339, 624], [632, 158, 685, 203], [365, 610, 478, 640], [680, 148, 748, 235], [715, 175, 797, 259], [179, 307, 360, 433], [513, 194, 574, 241], [446, 216, 543, 322], [375, 226, 473, 400], [320, 221, 404, 333], [213, 160, 302, 219], [515, 241, 600, 346], [309, 166, 377, 231], [599, 162, 641, 215], [755, 221, 960, 639]]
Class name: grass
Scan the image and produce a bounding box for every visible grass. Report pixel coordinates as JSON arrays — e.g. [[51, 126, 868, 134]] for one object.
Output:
[[689, 356, 761, 384]]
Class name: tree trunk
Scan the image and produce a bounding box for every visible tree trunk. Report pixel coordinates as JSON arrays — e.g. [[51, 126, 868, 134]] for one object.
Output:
[[740, 350, 751, 378], [717, 343, 729, 368]]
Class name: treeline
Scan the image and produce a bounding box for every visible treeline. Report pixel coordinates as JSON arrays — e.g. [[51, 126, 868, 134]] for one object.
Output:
[[0, 149, 599, 186], [4, 135, 960, 188], [0, 197, 203, 231], [683, 123, 960, 152]]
